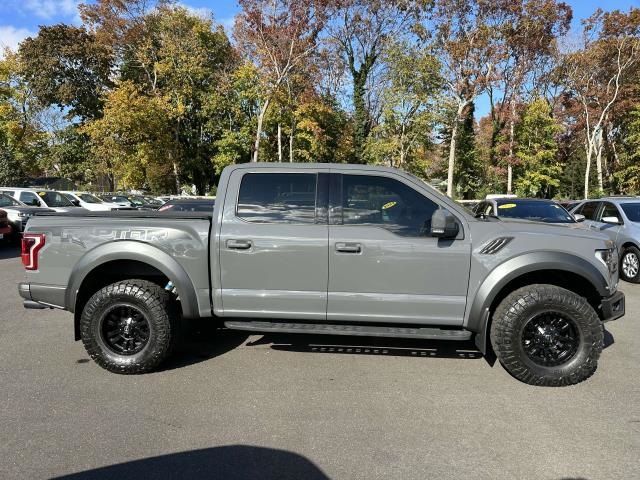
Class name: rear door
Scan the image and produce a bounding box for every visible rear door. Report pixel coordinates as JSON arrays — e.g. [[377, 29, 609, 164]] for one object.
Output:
[[327, 171, 471, 325], [219, 168, 329, 320]]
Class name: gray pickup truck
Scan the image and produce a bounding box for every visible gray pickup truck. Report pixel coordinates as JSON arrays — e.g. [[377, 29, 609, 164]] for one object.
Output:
[[19, 164, 625, 386]]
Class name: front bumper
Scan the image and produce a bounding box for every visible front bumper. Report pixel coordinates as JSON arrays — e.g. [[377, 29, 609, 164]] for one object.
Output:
[[600, 290, 625, 322]]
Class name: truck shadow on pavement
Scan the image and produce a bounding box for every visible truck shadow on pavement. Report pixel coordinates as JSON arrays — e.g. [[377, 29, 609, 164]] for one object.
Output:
[[158, 320, 614, 370], [52, 445, 330, 480], [158, 322, 248, 372]]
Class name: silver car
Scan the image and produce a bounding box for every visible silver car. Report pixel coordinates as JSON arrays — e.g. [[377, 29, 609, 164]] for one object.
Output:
[[0, 193, 55, 236], [571, 197, 640, 282]]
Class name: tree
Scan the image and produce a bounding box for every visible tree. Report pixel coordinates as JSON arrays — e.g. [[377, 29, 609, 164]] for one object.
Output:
[[364, 41, 441, 170], [328, 0, 417, 163], [562, 8, 640, 198], [0, 52, 48, 185], [82, 81, 177, 192], [428, 0, 500, 197], [18, 25, 113, 120], [234, 0, 329, 162], [486, 0, 571, 193], [613, 106, 640, 194], [514, 99, 562, 197]]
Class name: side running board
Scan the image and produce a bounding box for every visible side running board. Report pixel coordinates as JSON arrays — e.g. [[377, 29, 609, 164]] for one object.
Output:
[[224, 320, 472, 341]]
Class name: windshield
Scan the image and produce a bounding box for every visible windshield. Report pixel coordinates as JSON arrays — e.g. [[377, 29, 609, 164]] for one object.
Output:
[[127, 196, 149, 206], [620, 203, 640, 222], [38, 191, 73, 207], [495, 200, 575, 223], [0, 193, 23, 207], [78, 193, 103, 204]]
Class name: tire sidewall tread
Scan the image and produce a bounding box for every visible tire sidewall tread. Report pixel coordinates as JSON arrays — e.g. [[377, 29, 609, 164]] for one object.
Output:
[[490, 284, 604, 387], [80, 279, 178, 374]]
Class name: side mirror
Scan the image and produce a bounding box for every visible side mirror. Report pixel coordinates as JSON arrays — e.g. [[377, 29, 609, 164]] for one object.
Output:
[[30, 198, 40, 207], [573, 213, 585, 222], [602, 216, 621, 225], [71, 199, 80, 207], [431, 209, 459, 238]]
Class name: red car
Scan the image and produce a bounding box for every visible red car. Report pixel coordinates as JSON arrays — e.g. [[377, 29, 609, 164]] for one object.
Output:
[[0, 209, 12, 242]]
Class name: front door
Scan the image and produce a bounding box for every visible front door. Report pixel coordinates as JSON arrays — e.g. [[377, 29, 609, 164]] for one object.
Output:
[[219, 169, 329, 320], [327, 171, 471, 325], [590, 201, 622, 242]]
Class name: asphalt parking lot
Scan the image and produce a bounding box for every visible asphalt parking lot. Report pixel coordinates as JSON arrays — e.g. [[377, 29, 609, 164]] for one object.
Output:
[[0, 245, 638, 480]]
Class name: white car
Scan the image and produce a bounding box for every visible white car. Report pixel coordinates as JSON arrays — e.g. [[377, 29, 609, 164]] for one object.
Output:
[[0, 187, 84, 213], [60, 191, 129, 211]]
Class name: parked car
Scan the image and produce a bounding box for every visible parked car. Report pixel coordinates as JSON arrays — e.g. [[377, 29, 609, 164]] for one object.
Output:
[[570, 197, 640, 283], [158, 197, 215, 212], [0, 209, 12, 243], [143, 196, 165, 208], [19, 163, 624, 386], [474, 198, 582, 224], [0, 193, 55, 239], [61, 191, 133, 211], [99, 194, 156, 210], [0, 188, 84, 213]]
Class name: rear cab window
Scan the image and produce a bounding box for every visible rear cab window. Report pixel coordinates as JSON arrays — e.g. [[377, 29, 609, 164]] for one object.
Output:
[[237, 173, 318, 224]]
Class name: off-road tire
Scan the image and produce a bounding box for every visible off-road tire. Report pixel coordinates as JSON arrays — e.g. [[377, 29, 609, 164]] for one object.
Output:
[[490, 284, 603, 386], [80, 279, 179, 374], [619, 245, 640, 283]]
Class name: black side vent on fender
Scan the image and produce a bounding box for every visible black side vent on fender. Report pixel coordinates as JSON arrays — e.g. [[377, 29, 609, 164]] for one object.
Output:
[[480, 237, 513, 255]]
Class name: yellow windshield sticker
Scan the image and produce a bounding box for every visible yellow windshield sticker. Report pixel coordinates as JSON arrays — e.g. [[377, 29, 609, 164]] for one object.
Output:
[[382, 201, 397, 210], [498, 203, 517, 209]]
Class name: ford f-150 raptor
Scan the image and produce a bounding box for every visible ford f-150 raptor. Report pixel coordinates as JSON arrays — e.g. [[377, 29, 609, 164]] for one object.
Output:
[[18, 164, 625, 386]]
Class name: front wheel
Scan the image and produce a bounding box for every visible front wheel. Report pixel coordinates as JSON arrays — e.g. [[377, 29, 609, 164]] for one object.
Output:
[[80, 279, 179, 374], [620, 246, 640, 283], [490, 284, 603, 386]]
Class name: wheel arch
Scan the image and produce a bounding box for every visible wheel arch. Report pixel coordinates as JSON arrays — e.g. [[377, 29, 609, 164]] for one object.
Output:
[[468, 251, 610, 354], [68, 241, 200, 340]]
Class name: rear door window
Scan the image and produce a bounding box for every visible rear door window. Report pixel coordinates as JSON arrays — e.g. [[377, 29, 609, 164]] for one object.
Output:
[[237, 173, 317, 224]]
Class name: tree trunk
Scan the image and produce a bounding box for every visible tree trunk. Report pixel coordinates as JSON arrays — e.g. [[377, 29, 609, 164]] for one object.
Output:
[[507, 99, 516, 194], [446, 102, 465, 198], [352, 72, 369, 163], [172, 161, 181, 194], [253, 98, 270, 163], [289, 123, 294, 163], [595, 127, 604, 194], [277, 123, 283, 162], [584, 145, 592, 199]]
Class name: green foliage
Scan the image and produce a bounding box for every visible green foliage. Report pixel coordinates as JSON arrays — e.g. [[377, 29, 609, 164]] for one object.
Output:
[[613, 106, 640, 194], [514, 99, 562, 198]]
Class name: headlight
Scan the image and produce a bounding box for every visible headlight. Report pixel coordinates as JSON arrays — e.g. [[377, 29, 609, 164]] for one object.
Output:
[[596, 248, 618, 275], [18, 212, 28, 217]]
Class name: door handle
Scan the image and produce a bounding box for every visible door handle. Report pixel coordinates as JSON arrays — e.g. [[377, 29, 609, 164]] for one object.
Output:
[[226, 239, 252, 250], [335, 242, 362, 253]]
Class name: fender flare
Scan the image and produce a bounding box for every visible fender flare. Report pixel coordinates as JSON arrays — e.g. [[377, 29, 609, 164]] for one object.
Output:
[[66, 240, 200, 319], [467, 251, 610, 354]]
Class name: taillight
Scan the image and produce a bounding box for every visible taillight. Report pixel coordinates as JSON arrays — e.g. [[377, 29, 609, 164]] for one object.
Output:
[[21, 233, 45, 270]]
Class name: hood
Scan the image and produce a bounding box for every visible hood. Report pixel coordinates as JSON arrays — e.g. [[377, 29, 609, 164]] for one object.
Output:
[[496, 217, 610, 242]]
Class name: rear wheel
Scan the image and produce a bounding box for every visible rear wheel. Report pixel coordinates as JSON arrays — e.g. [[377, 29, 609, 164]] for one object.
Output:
[[620, 246, 640, 283], [490, 284, 603, 386], [80, 279, 179, 374]]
